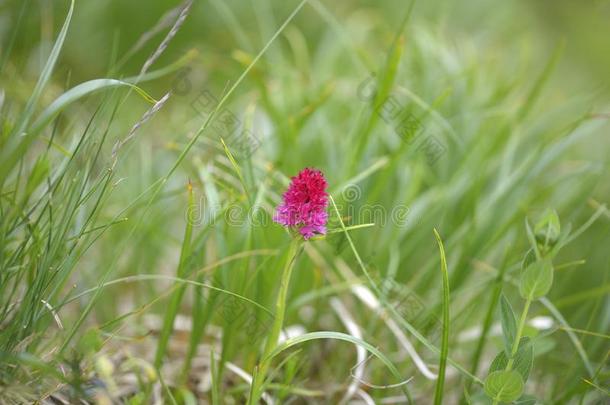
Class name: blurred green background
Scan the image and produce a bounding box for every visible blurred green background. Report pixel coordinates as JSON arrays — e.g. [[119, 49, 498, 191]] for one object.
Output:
[[3, 0, 610, 89], [1, 0, 609, 403]]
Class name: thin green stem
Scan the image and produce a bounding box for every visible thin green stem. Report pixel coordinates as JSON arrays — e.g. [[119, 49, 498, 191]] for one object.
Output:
[[506, 298, 531, 371], [491, 297, 532, 405], [248, 238, 301, 404]]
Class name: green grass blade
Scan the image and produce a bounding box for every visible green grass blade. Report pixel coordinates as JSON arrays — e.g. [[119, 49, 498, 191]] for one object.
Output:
[[155, 182, 193, 367], [10, 0, 75, 138], [0, 79, 155, 180], [329, 195, 483, 385], [433, 229, 450, 405], [266, 331, 412, 401]]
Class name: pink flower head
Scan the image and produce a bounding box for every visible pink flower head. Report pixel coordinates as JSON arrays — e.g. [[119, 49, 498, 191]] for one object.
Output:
[[274, 168, 328, 239]]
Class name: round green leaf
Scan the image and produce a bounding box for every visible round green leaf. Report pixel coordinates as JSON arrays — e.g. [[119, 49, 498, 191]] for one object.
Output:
[[519, 259, 553, 300], [489, 337, 534, 381], [484, 370, 524, 403]]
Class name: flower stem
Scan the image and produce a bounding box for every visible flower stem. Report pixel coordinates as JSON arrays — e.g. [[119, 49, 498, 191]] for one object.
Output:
[[248, 238, 301, 404], [506, 298, 531, 371], [491, 297, 532, 405]]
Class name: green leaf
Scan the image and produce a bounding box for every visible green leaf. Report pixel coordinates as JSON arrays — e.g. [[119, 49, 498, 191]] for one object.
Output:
[[484, 370, 524, 403], [433, 229, 450, 405], [176, 388, 197, 405], [77, 328, 103, 355], [499, 294, 517, 356], [489, 337, 534, 381], [519, 259, 553, 300]]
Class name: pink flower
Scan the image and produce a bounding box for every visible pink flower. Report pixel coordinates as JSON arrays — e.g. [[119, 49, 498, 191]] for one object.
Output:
[[274, 168, 329, 239]]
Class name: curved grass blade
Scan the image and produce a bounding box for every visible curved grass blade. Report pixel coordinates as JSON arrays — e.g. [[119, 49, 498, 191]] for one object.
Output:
[[329, 195, 483, 385], [265, 331, 412, 402], [154, 182, 195, 368], [0, 79, 155, 179], [58, 250, 277, 313], [11, 0, 75, 138], [31, 79, 156, 133], [433, 229, 450, 405], [0, 0, 75, 184]]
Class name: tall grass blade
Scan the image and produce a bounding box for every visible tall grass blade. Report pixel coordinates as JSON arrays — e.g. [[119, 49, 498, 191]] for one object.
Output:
[[433, 229, 450, 405]]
